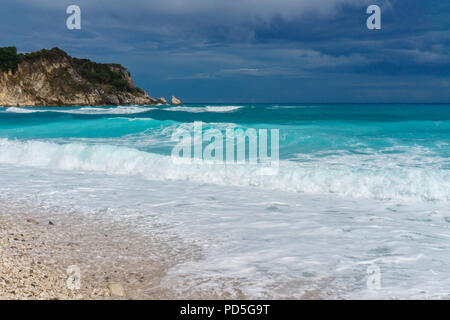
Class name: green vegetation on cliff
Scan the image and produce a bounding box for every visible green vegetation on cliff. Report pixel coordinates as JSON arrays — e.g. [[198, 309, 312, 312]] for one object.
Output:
[[0, 47, 21, 73], [72, 58, 141, 94], [20, 47, 68, 63], [0, 46, 157, 106], [0, 46, 144, 95]]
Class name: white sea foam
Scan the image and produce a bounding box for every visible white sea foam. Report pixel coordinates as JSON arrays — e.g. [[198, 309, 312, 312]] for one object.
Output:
[[5, 106, 156, 115], [165, 106, 243, 113], [5, 105, 242, 114], [0, 138, 448, 202], [1, 161, 449, 299], [5, 107, 37, 113], [69, 106, 157, 114], [204, 106, 243, 112], [266, 105, 320, 110]]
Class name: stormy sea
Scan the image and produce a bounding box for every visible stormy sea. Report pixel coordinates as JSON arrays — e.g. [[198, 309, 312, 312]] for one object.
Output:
[[1, 103, 449, 299]]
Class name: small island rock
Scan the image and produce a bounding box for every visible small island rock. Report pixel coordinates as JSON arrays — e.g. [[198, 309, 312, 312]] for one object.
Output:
[[171, 96, 183, 105]]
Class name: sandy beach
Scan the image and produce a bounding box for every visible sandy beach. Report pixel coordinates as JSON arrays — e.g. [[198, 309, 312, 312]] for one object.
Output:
[[0, 202, 196, 300]]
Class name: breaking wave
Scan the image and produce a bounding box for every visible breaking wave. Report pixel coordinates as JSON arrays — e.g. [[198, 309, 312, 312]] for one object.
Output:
[[0, 138, 448, 202]]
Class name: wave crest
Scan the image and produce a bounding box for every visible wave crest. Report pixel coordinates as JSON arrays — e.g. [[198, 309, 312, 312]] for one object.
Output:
[[0, 138, 448, 202]]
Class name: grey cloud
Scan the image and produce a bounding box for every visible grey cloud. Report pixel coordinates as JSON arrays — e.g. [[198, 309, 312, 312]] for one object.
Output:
[[3, 0, 449, 102]]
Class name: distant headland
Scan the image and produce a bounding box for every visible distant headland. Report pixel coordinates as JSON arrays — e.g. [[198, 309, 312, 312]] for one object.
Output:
[[0, 47, 182, 107]]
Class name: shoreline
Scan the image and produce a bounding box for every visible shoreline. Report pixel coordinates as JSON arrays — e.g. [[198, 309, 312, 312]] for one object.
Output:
[[0, 202, 194, 300]]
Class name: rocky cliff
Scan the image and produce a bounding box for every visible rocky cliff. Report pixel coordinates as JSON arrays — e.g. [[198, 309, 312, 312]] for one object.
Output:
[[0, 47, 160, 106]]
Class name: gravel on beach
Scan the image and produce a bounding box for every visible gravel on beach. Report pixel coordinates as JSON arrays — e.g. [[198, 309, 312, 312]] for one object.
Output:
[[0, 205, 194, 300]]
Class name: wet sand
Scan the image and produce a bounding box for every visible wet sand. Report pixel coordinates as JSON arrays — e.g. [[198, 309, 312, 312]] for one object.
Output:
[[0, 200, 320, 300], [0, 202, 199, 300]]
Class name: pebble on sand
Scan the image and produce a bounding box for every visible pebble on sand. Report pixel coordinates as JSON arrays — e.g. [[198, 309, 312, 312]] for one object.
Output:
[[107, 283, 126, 297]]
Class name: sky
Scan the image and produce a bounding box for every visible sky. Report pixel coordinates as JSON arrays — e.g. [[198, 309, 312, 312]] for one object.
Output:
[[1, 0, 449, 103]]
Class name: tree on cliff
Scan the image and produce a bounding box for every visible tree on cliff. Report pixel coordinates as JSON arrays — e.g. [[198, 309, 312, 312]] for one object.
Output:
[[0, 47, 21, 73]]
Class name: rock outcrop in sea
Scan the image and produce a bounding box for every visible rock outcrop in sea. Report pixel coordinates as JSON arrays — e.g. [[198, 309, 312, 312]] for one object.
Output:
[[157, 97, 167, 105], [171, 96, 183, 105], [0, 46, 162, 107]]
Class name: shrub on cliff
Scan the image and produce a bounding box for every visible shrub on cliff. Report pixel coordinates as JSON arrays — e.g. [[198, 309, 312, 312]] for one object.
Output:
[[0, 47, 21, 73], [72, 58, 137, 93], [21, 47, 68, 63]]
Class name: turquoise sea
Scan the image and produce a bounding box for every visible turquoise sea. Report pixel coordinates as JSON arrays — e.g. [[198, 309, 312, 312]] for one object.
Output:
[[0, 103, 449, 298]]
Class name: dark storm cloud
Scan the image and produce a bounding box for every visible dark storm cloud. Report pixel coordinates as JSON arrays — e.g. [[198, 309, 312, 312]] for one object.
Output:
[[1, 0, 449, 102]]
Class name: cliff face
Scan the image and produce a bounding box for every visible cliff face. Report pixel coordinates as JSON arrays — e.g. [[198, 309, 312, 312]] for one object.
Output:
[[0, 47, 158, 106]]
